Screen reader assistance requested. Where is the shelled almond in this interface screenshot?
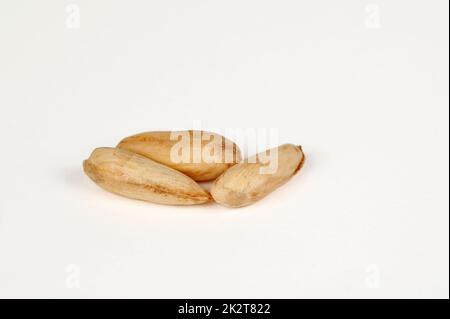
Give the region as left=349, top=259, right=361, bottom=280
left=210, top=144, right=305, bottom=207
left=83, top=147, right=212, bottom=205
left=117, top=130, right=241, bottom=182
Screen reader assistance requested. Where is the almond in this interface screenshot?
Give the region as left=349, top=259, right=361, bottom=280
left=117, top=130, right=241, bottom=182
left=211, top=144, right=305, bottom=207
left=83, top=147, right=212, bottom=205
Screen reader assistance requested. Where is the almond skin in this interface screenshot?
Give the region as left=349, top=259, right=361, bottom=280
left=211, top=144, right=305, bottom=208
left=117, top=131, right=241, bottom=182
left=83, top=147, right=212, bottom=205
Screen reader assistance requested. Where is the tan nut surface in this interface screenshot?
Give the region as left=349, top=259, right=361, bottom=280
left=83, top=147, right=212, bottom=205
left=211, top=144, right=305, bottom=208
left=117, top=130, right=241, bottom=182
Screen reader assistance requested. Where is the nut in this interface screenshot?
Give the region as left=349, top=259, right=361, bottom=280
left=211, top=144, right=305, bottom=207
left=117, top=130, right=241, bottom=182
left=83, top=147, right=212, bottom=205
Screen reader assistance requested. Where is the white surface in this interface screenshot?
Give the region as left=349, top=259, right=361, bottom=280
left=0, top=0, right=448, bottom=298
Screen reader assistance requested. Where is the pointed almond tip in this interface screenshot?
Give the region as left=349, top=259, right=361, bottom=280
left=116, top=139, right=126, bottom=147
left=82, top=159, right=89, bottom=172
left=294, top=152, right=305, bottom=175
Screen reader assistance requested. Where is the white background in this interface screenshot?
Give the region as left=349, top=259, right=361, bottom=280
left=0, top=0, right=448, bottom=298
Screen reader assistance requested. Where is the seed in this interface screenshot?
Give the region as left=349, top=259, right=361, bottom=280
left=83, top=147, right=212, bottom=205
left=211, top=144, right=305, bottom=208
left=117, top=131, right=241, bottom=182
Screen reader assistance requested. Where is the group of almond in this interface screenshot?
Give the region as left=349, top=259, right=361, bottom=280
left=83, top=131, right=305, bottom=208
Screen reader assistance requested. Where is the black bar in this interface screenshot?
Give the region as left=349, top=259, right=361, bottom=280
left=0, top=299, right=448, bottom=317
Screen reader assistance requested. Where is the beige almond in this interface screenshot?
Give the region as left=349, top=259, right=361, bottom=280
left=83, top=147, right=212, bottom=205
left=211, top=144, right=305, bottom=208
left=117, top=130, right=241, bottom=182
